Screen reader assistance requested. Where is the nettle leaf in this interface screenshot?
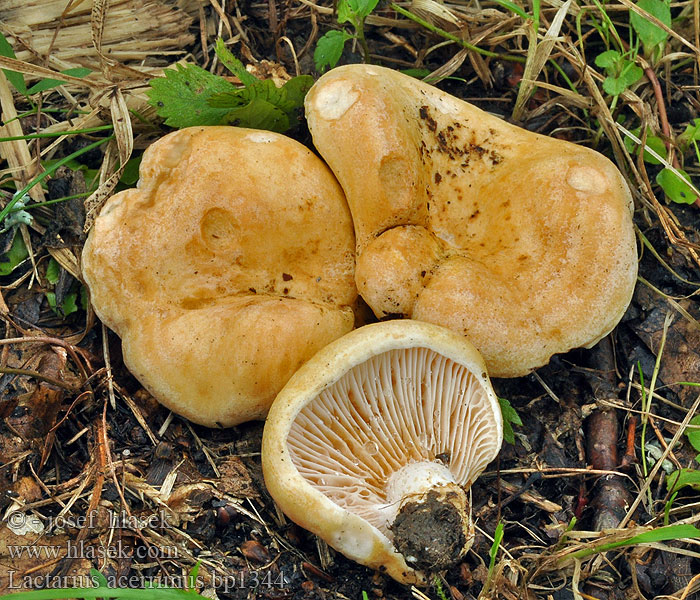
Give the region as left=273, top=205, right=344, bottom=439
left=223, top=98, right=289, bottom=132
left=630, top=0, right=671, bottom=51
left=595, top=49, right=621, bottom=69
left=656, top=168, right=697, bottom=204
left=213, top=38, right=258, bottom=87
left=206, top=90, right=249, bottom=109
left=147, top=63, right=237, bottom=128
left=623, top=127, right=666, bottom=164
left=281, top=75, right=314, bottom=111
left=314, top=30, right=353, bottom=72
left=210, top=75, right=313, bottom=129
left=0, top=231, right=28, bottom=276
left=0, top=32, right=27, bottom=95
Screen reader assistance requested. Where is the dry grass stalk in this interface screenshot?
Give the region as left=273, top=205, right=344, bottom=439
left=1, top=0, right=196, bottom=75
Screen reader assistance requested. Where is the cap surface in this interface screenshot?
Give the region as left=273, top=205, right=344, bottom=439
left=82, top=126, right=357, bottom=426
left=305, top=64, right=638, bottom=377
left=262, top=320, right=502, bottom=583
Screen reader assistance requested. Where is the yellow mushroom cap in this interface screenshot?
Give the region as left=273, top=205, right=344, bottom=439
left=262, top=320, right=502, bottom=584
left=82, top=126, right=357, bottom=427
left=305, top=64, right=638, bottom=377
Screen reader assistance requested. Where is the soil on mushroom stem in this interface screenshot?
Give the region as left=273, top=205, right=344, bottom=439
left=2, top=3, right=700, bottom=599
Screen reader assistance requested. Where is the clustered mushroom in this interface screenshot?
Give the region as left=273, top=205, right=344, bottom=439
left=82, top=65, right=638, bottom=583
left=82, top=126, right=357, bottom=427
left=305, top=64, right=638, bottom=377
left=262, top=320, right=502, bottom=584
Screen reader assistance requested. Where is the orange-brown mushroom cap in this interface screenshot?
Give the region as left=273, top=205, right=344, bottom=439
left=82, top=126, right=357, bottom=427
left=305, top=65, right=638, bottom=377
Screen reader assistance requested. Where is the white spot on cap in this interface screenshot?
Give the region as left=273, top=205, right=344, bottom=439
left=567, top=165, right=607, bottom=194
left=434, top=95, right=463, bottom=115
left=313, top=79, right=359, bottom=120
left=246, top=132, right=277, bottom=143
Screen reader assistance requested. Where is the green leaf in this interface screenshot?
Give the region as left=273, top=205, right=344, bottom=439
left=0, top=230, right=28, bottom=276
left=656, top=168, right=697, bottom=204
left=600, top=524, right=700, bottom=550
left=213, top=38, right=258, bottom=87
left=687, top=415, right=700, bottom=453
left=603, top=77, right=625, bottom=95
left=623, top=127, right=666, bottom=164
left=280, top=75, right=314, bottom=112
left=667, top=468, right=700, bottom=492
left=61, top=291, right=79, bottom=317
left=26, top=68, right=92, bottom=94
left=45, top=291, right=56, bottom=312
left=630, top=0, right=671, bottom=52
left=205, top=90, right=248, bottom=109
left=619, top=62, right=643, bottom=86
left=223, top=98, right=289, bottom=132
left=147, top=63, right=237, bottom=128
left=119, top=155, right=143, bottom=186
left=489, top=522, right=504, bottom=572
left=337, top=0, right=380, bottom=24
left=80, top=284, right=89, bottom=311
left=678, top=118, right=700, bottom=151
left=401, top=68, right=431, bottom=78
left=573, top=524, right=700, bottom=559
left=46, top=257, right=60, bottom=285
left=595, top=49, right=621, bottom=69
left=498, top=397, right=522, bottom=445
left=491, top=0, right=531, bottom=21
left=208, top=74, right=313, bottom=130
left=314, top=30, right=352, bottom=72
left=90, top=568, right=109, bottom=588
left=0, top=586, right=206, bottom=599
left=0, top=32, right=27, bottom=95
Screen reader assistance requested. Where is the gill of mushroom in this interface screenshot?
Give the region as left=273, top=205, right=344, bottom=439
left=262, top=320, right=503, bottom=584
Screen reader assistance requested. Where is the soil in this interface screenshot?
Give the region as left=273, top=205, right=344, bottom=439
left=391, top=489, right=468, bottom=572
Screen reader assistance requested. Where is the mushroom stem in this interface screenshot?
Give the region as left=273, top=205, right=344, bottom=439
left=385, top=461, right=473, bottom=571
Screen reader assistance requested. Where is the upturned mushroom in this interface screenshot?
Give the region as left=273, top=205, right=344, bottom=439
left=305, top=64, right=638, bottom=378
left=82, top=126, right=357, bottom=427
left=262, top=320, right=502, bottom=584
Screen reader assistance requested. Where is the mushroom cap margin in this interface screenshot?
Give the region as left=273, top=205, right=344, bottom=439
left=261, top=319, right=503, bottom=583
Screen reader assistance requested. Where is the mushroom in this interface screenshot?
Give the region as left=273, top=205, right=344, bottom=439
left=81, top=126, right=357, bottom=427
left=304, top=64, right=638, bottom=377
left=262, top=320, right=502, bottom=584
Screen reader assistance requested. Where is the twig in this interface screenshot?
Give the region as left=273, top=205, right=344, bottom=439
left=390, top=3, right=525, bottom=63
left=0, top=366, right=79, bottom=391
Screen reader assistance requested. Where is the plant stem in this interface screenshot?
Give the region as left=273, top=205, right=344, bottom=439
left=390, top=3, right=526, bottom=63
left=356, top=26, right=372, bottom=63
left=0, top=135, right=113, bottom=225
left=0, top=125, right=113, bottom=142
left=0, top=367, right=79, bottom=392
